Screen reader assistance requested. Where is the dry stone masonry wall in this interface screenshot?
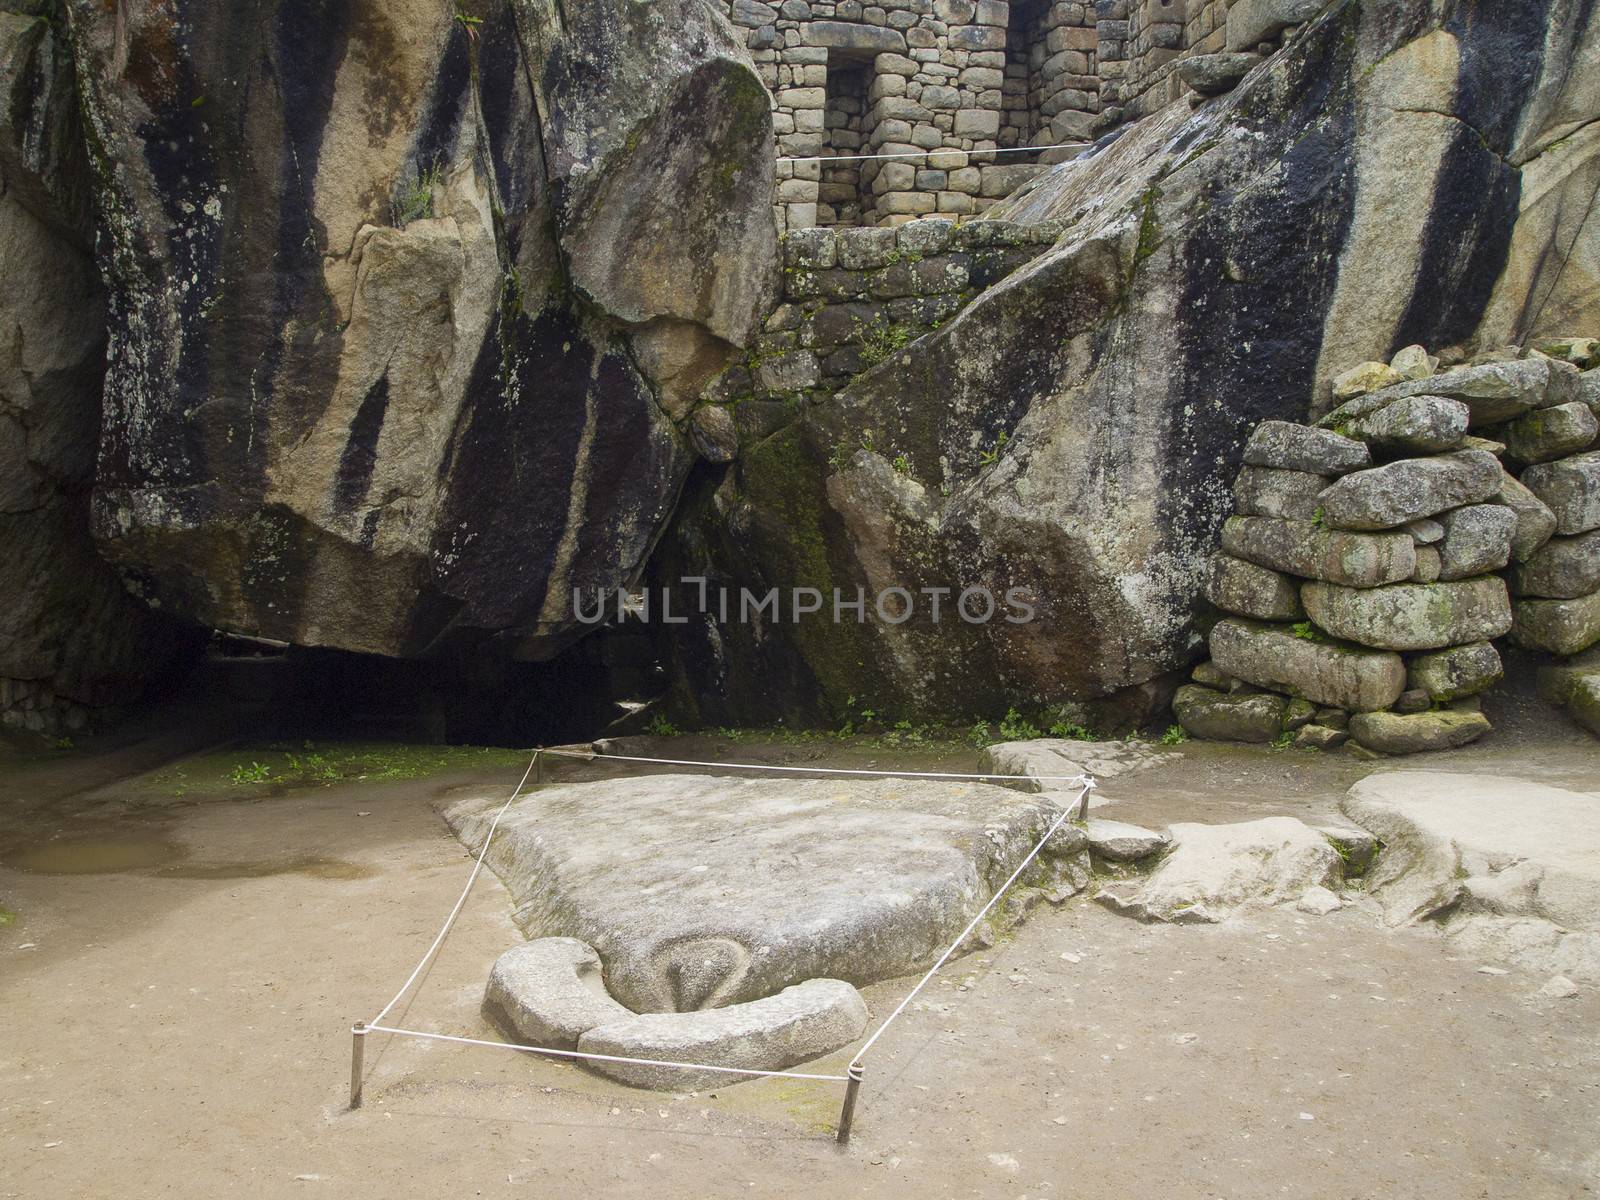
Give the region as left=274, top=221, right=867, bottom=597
left=726, top=0, right=1329, bottom=229
left=1179, top=337, right=1600, bottom=754
left=709, top=216, right=1061, bottom=411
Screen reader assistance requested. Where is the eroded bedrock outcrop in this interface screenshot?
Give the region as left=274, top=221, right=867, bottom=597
left=483, top=938, right=868, bottom=1089
left=653, top=0, right=1600, bottom=727
left=444, top=774, right=1091, bottom=1013
left=1096, top=817, right=1347, bottom=924
left=1345, top=771, right=1600, bottom=982
left=63, top=0, right=776, bottom=658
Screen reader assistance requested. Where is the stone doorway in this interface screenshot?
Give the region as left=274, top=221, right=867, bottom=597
left=819, top=53, right=872, bottom=227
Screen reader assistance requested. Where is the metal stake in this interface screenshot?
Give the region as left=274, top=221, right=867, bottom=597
left=350, top=1023, right=367, bottom=1109
left=836, top=1061, right=864, bottom=1144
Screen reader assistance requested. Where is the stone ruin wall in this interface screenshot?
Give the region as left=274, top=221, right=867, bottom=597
left=725, top=0, right=1299, bottom=230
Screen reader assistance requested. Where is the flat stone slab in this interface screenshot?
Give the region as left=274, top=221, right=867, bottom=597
left=1084, top=818, right=1169, bottom=862
left=1343, top=772, right=1600, bottom=981
left=577, top=978, right=869, bottom=1091
left=1095, top=817, right=1343, bottom=924
left=977, top=738, right=1174, bottom=792
left=445, top=774, right=1090, bottom=1013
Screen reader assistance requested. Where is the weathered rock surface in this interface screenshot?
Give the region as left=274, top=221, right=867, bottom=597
left=1537, top=649, right=1600, bottom=738
left=1347, top=707, right=1491, bottom=753
left=1209, top=618, right=1405, bottom=712
left=1233, top=466, right=1326, bottom=520
left=1435, top=504, right=1516, bottom=581
left=1511, top=592, right=1600, bottom=656
left=977, top=738, right=1173, bottom=792
left=483, top=938, right=634, bottom=1050
left=1521, top=452, right=1600, bottom=536
left=1504, top=402, right=1598, bottom=465
left=445, top=774, right=1091, bottom=1012
left=62, top=0, right=775, bottom=659
left=1301, top=577, right=1512, bottom=651
left=1225, top=0, right=1327, bottom=52
left=1496, top=471, right=1559, bottom=562
left=1205, top=552, right=1304, bottom=620
left=1316, top=451, right=1503, bottom=531
left=1098, top=817, right=1343, bottom=924
left=575, top=978, right=869, bottom=1090
left=1344, top=772, right=1600, bottom=981
left=1221, top=517, right=1415, bottom=587
left=1406, top=641, right=1502, bottom=702
left=1176, top=52, right=1262, bottom=97
left=1084, top=818, right=1170, bottom=863
left=1243, top=421, right=1370, bottom=475
left=653, top=2, right=1600, bottom=726
left=1337, top=395, right=1468, bottom=456
left=1321, top=360, right=1560, bottom=429
left=1513, top=530, right=1600, bottom=599
left=1172, top=684, right=1287, bottom=743
left=0, top=8, right=196, bottom=728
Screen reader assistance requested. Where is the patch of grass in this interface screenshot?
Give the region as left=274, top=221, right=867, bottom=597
left=1270, top=731, right=1295, bottom=750
left=1048, top=720, right=1095, bottom=741
left=1290, top=621, right=1319, bottom=641
left=645, top=713, right=679, bottom=737
left=143, top=741, right=531, bottom=799
left=1159, top=724, right=1188, bottom=746
left=977, top=430, right=1009, bottom=467
left=998, top=707, right=1042, bottom=741
left=0, top=904, right=15, bottom=926
left=395, top=160, right=441, bottom=225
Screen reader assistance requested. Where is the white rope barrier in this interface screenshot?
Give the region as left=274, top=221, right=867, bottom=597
left=540, top=744, right=1092, bottom=786
left=364, top=1024, right=849, bottom=1082
left=777, top=141, right=1088, bottom=165
left=367, top=752, right=540, bottom=1030
left=853, top=778, right=1092, bottom=1064
left=351, top=744, right=1098, bottom=1143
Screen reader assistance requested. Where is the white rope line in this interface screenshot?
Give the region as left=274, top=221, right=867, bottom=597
left=542, top=745, right=1091, bottom=786
left=777, top=141, right=1086, bottom=165
left=366, top=1025, right=849, bottom=1082
left=852, top=778, right=1093, bottom=1063
left=367, top=752, right=541, bottom=1029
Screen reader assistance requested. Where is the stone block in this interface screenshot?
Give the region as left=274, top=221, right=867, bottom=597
left=1232, top=465, right=1326, bottom=521
left=1242, top=420, right=1370, bottom=475
left=836, top=225, right=899, bottom=268
left=1336, top=394, right=1469, bottom=456
left=783, top=226, right=837, bottom=269
left=1220, top=516, right=1416, bottom=588
left=1521, top=451, right=1600, bottom=535
left=1172, top=684, right=1287, bottom=743
left=1513, top=529, right=1600, bottom=600
left=1512, top=591, right=1600, bottom=656
left=1435, top=503, right=1516, bottom=580
left=1348, top=708, right=1492, bottom=755
left=1317, top=450, right=1503, bottom=531
left=1205, top=552, right=1304, bottom=621
left=1301, top=577, right=1513, bottom=652
left=1406, top=641, right=1503, bottom=702
left=1505, top=402, right=1598, bottom=465
left=1496, top=470, right=1559, bottom=561
left=1210, top=618, right=1407, bottom=712
left=806, top=19, right=909, bottom=50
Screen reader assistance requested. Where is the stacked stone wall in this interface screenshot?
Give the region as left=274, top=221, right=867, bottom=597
left=732, top=0, right=1339, bottom=228
left=714, top=217, right=1059, bottom=404
left=1177, top=337, right=1600, bottom=753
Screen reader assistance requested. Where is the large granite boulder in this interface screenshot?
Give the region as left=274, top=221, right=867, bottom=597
left=0, top=7, right=195, bottom=730
left=61, top=0, right=776, bottom=659
left=653, top=0, right=1600, bottom=726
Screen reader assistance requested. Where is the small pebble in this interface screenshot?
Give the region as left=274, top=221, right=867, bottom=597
left=1477, top=966, right=1510, bottom=976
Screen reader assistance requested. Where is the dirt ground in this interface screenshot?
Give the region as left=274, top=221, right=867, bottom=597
left=2, top=706, right=1598, bottom=1199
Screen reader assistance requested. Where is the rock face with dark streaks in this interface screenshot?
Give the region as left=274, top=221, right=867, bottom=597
left=651, top=0, right=1600, bottom=728
left=0, top=5, right=195, bottom=732
left=64, top=0, right=776, bottom=660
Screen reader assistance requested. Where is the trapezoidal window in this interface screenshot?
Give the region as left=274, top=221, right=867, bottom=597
left=819, top=53, right=871, bottom=227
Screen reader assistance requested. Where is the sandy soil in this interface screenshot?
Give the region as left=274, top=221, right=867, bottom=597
left=2, top=711, right=1598, bottom=1199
